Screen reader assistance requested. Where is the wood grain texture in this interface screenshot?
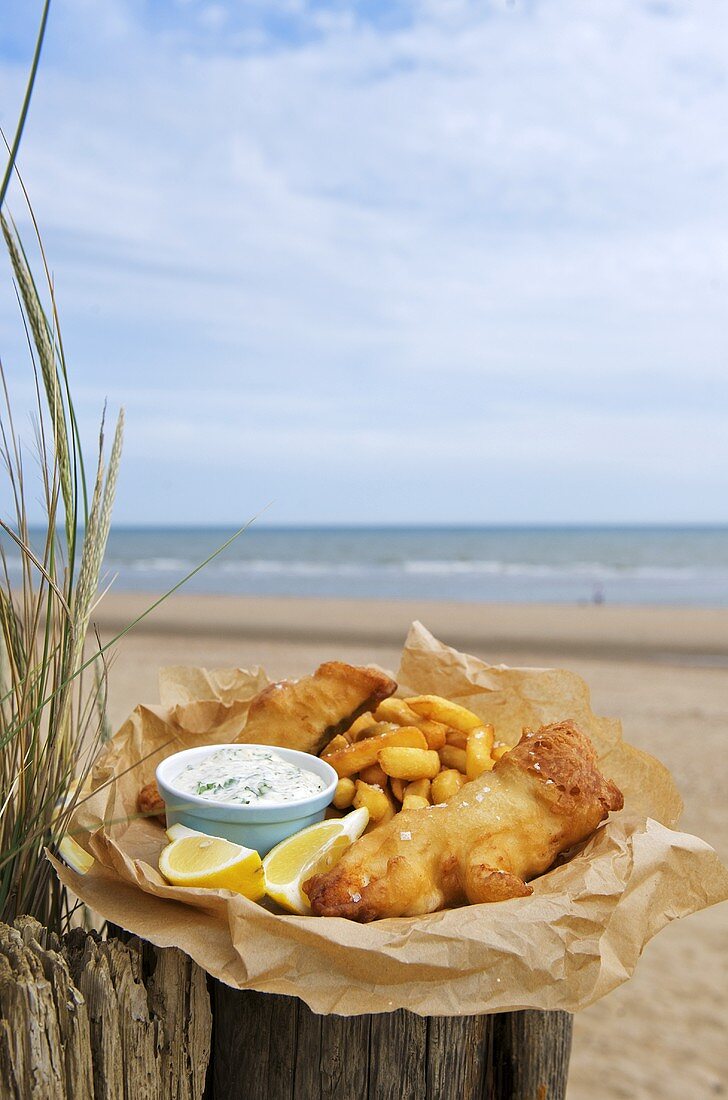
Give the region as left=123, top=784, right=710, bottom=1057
left=318, top=1012, right=370, bottom=1100
left=210, top=985, right=572, bottom=1100
left=367, top=1009, right=428, bottom=1100
left=426, top=1014, right=491, bottom=1098
left=0, top=919, right=211, bottom=1100
left=292, top=999, right=321, bottom=1099
left=144, top=940, right=212, bottom=1100
left=18, top=921, right=94, bottom=1100
left=0, top=918, right=93, bottom=1100
left=212, top=986, right=297, bottom=1100
left=486, top=1009, right=574, bottom=1100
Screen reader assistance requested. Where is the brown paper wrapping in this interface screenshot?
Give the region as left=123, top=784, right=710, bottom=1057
left=52, top=622, right=728, bottom=1016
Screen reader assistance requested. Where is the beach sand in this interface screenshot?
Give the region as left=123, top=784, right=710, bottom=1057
left=95, top=594, right=728, bottom=1100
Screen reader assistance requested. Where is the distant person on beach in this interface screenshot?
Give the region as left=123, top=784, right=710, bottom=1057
left=592, top=584, right=605, bottom=605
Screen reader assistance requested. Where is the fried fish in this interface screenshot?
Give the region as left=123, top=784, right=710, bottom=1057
left=137, top=662, right=397, bottom=822
left=233, top=661, right=397, bottom=755
left=137, top=780, right=167, bottom=825
left=304, top=720, right=623, bottom=921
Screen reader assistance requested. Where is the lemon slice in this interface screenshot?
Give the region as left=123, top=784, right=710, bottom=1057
left=263, top=806, right=369, bottom=915
left=158, top=834, right=265, bottom=900
left=58, top=835, right=95, bottom=875
left=165, top=823, right=201, bottom=841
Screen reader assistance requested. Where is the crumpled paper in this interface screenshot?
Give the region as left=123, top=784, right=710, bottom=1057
left=51, top=621, right=728, bottom=1017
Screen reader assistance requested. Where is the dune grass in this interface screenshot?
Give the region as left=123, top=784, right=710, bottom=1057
left=0, top=199, right=124, bottom=927
left=0, top=2, right=258, bottom=928
left=0, top=201, right=258, bottom=926
left=0, top=1, right=124, bottom=926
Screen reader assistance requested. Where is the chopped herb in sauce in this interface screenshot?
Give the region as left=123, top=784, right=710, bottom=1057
left=173, top=746, right=325, bottom=805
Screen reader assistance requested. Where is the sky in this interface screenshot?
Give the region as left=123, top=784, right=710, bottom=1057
left=0, top=0, right=727, bottom=526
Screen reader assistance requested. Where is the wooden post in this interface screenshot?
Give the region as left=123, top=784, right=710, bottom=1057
left=0, top=919, right=212, bottom=1100
left=211, top=983, right=573, bottom=1100
left=0, top=921, right=572, bottom=1099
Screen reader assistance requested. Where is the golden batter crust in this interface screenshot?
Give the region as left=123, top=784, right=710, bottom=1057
left=304, top=721, right=623, bottom=921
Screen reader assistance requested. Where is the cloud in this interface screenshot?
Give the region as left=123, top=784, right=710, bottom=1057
left=0, top=0, right=727, bottom=522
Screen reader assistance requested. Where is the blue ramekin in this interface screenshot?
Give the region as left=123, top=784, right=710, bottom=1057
left=156, top=744, right=337, bottom=855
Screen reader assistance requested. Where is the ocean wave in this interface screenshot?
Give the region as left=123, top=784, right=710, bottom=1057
left=102, top=557, right=371, bottom=577
left=3, top=549, right=725, bottom=583
left=128, top=557, right=193, bottom=572
left=401, top=559, right=711, bottom=580
left=218, top=559, right=368, bottom=577
left=103, top=556, right=725, bottom=582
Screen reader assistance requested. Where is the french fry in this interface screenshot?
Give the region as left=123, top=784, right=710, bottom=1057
left=390, top=777, right=406, bottom=802
left=445, top=728, right=468, bottom=749
left=492, top=743, right=510, bottom=761
left=466, top=725, right=496, bottom=780
left=438, top=744, right=467, bottom=773
left=332, top=777, right=356, bottom=809
left=359, top=762, right=388, bottom=787
left=431, top=768, right=466, bottom=803
left=376, top=699, right=450, bottom=752
left=373, top=698, right=420, bottom=725
left=354, top=780, right=395, bottom=827
left=374, top=699, right=448, bottom=749
left=405, top=695, right=483, bottom=734
left=321, top=733, right=349, bottom=757
left=326, top=726, right=427, bottom=778
left=402, top=794, right=429, bottom=811
left=347, top=711, right=378, bottom=740
left=405, top=778, right=431, bottom=801
left=417, top=719, right=448, bottom=751
left=353, top=720, right=399, bottom=743
left=476, top=723, right=495, bottom=753
left=378, top=747, right=440, bottom=781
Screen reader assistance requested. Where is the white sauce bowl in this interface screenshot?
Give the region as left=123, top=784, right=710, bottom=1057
left=156, top=744, right=337, bottom=855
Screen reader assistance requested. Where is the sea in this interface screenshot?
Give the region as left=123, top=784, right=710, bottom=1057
left=78, top=525, right=728, bottom=607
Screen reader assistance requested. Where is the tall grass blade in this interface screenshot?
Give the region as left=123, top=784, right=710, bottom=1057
left=0, top=0, right=50, bottom=211
left=1, top=214, right=74, bottom=538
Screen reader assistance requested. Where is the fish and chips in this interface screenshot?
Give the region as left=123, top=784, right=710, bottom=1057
left=306, top=720, right=623, bottom=921
left=140, top=659, right=624, bottom=919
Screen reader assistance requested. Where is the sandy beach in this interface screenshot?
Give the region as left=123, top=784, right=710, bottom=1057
left=95, top=594, right=728, bottom=1100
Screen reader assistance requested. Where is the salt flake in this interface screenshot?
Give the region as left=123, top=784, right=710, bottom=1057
left=400, top=831, right=412, bottom=841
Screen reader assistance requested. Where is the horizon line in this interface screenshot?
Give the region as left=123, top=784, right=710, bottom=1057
left=96, top=520, right=728, bottom=531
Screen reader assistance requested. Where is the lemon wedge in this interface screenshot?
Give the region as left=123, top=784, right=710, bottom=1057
left=158, top=833, right=265, bottom=900
left=57, top=835, right=95, bottom=875
left=263, top=806, right=369, bottom=915
left=165, top=823, right=201, bottom=841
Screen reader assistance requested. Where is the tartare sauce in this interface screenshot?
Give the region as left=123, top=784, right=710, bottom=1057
left=173, top=746, right=325, bottom=805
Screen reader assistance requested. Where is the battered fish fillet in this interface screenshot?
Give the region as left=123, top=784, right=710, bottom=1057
left=233, top=661, right=397, bottom=755
left=138, top=662, right=396, bottom=820
left=137, top=780, right=167, bottom=825
left=304, top=721, right=623, bottom=921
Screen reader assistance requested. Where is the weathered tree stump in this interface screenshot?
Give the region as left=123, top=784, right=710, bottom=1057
left=0, top=919, right=211, bottom=1100
left=211, top=983, right=573, bottom=1100
left=0, top=918, right=92, bottom=1100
